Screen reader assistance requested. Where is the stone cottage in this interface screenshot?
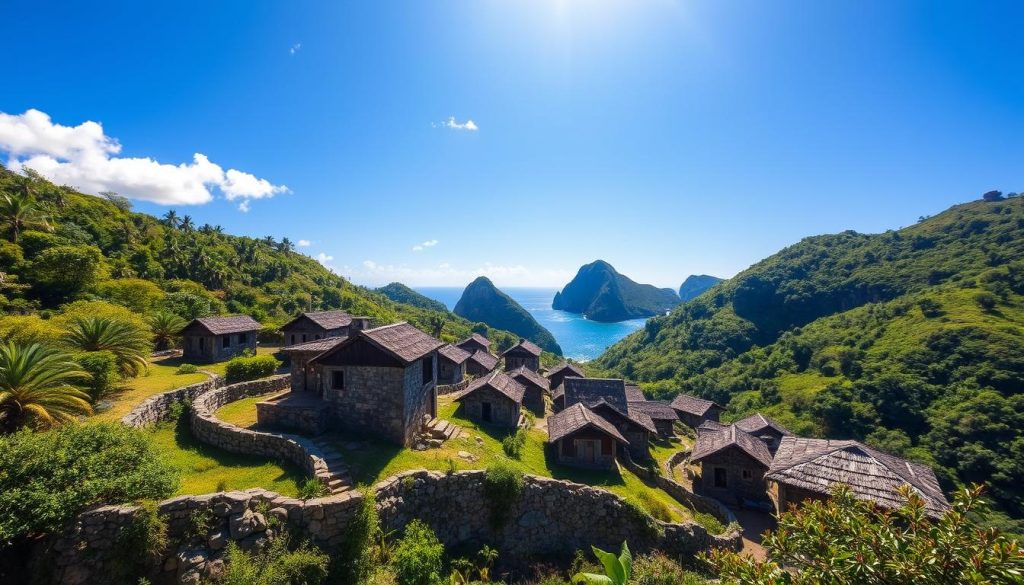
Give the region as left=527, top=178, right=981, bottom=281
left=452, top=370, right=525, bottom=428
left=502, top=338, right=542, bottom=372
left=628, top=400, right=678, bottom=438
left=508, top=365, right=548, bottom=416
left=437, top=344, right=471, bottom=385
left=547, top=402, right=629, bottom=470
left=766, top=436, right=949, bottom=517
left=456, top=332, right=491, bottom=355
left=670, top=394, right=725, bottom=428
left=690, top=423, right=773, bottom=507
left=734, top=413, right=792, bottom=455
left=280, top=310, right=370, bottom=346
left=562, top=377, right=656, bottom=462
left=300, top=322, right=444, bottom=446
left=465, top=349, right=499, bottom=377
left=180, top=315, right=261, bottom=362
left=546, top=362, right=585, bottom=391
left=279, top=337, right=346, bottom=393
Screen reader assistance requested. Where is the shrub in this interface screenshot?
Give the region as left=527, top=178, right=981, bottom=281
left=483, top=461, right=524, bottom=528
left=974, top=291, right=998, bottom=312
left=298, top=478, right=329, bottom=500
left=111, top=501, right=168, bottom=580
left=501, top=428, right=527, bottom=459
left=632, top=552, right=705, bottom=585
left=225, top=354, right=280, bottom=383
left=76, top=350, right=119, bottom=401
left=691, top=510, right=726, bottom=535
left=0, top=423, right=178, bottom=541
left=176, top=363, right=199, bottom=375
left=391, top=519, right=444, bottom=585
left=219, top=536, right=329, bottom=585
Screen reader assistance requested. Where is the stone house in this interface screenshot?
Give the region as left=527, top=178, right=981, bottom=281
left=690, top=423, right=773, bottom=506
left=547, top=402, right=628, bottom=470
left=280, top=310, right=370, bottom=346
left=437, top=344, right=471, bottom=385
left=456, top=333, right=491, bottom=355
left=465, top=349, right=499, bottom=377
left=552, top=383, right=566, bottom=412
left=502, top=339, right=542, bottom=372
left=546, top=362, right=585, bottom=391
left=302, top=322, right=444, bottom=446
left=508, top=365, right=548, bottom=416
left=628, top=400, right=678, bottom=438
left=180, top=315, right=261, bottom=362
left=452, top=370, right=524, bottom=428
left=670, top=394, right=725, bottom=428
left=279, top=337, right=346, bottom=393
left=766, top=437, right=948, bottom=517
left=562, top=377, right=655, bottom=461
left=734, top=413, right=792, bottom=455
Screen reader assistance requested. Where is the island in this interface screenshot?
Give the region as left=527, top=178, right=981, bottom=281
left=453, top=277, right=563, bottom=355
left=552, top=260, right=680, bottom=322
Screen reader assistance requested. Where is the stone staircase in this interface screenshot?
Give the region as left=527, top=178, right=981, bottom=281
left=310, top=438, right=354, bottom=495
left=417, top=416, right=465, bottom=449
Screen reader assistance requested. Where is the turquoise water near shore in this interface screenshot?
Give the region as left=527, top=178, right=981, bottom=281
left=415, top=287, right=646, bottom=362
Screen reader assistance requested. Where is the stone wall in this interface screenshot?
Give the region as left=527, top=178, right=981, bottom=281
left=120, top=375, right=223, bottom=428
left=51, top=470, right=739, bottom=585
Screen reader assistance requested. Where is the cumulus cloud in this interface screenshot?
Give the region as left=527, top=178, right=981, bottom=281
left=339, top=260, right=572, bottom=287
left=297, top=239, right=312, bottom=247
left=316, top=252, right=334, bottom=264
left=0, top=109, right=288, bottom=208
left=290, top=43, right=302, bottom=55
left=434, top=116, right=478, bottom=131
left=411, top=239, right=439, bottom=252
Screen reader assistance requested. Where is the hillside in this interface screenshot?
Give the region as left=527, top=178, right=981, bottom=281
left=594, top=194, right=1024, bottom=526
left=552, top=260, right=680, bottom=322
left=454, top=277, right=562, bottom=355
left=0, top=168, right=525, bottom=349
left=678, top=274, right=722, bottom=301
left=376, top=282, right=449, bottom=313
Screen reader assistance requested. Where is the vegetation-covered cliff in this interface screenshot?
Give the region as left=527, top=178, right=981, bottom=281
left=678, top=274, right=722, bottom=301
left=376, top=282, right=449, bottom=313
left=552, top=260, right=680, bottom=322
left=454, top=277, right=562, bottom=355
left=595, top=194, right=1024, bottom=530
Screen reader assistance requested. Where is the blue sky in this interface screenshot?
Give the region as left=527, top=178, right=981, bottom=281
left=3, top=1, right=1023, bottom=288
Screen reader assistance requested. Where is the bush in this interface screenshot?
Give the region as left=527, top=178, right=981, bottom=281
left=632, top=552, right=705, bottom=585
left=501, top=428, right=527, bottom=459
left=219, top=536, right=329, bottom=585
left=0, top=423, right=178, bottom=541
left=225, top=354, right=280, bottom=383
left=974, top=291, right=998, bottom=312
left=391, top=519, right=444, bottom=585
left=175, top=363, right=199, bottom=375
left=298, top=478, right=329, bottom=500
left=76, top=350, right=119, bottom=401
left=111, top=502, right=168, bottom=580
left=483, top=461, right=524, bottom=528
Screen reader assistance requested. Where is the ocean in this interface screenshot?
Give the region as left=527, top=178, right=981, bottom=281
left=415, top=287, right=647, bottom=362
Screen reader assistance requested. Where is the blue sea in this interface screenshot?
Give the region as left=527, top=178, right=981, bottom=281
left=415, top=287, right=646, bottom=362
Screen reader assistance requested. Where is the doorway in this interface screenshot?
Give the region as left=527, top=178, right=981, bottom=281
left=482, top=402, right=492, bottom=422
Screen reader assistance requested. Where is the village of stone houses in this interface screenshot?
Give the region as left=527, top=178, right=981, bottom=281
left=35, top=308, right=958, bottom=584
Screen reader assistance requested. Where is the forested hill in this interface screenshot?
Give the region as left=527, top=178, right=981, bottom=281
left=376, top=282, right=449, bottom=313
left=594, top=193, right=1024, bottom=530
left=454, top=277, right=563, bottom=355
left=0, top=167, right=525, bottom=350
left=553, top=260, right=680, bottom=322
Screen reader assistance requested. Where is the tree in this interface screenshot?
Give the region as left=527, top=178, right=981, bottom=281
left=278, top=237, right=294, bottom=254
left=708, top=484, right=1024, bottom=584
left=147, top=311, right=187, bottom=351
left=426, top=315, right=446, bottom=338
left=160, top=209, right=180, bottom=228
left=983, top=190, right=1006, bottom=202
left=391, top=519, right=444, bottom=585
left=62, top=317, right=150, bottom=377
left=0, top=342, right=91, bottom=433
left=573, top=541, right=632, bottom=585
left=26, top=244, right=105, bottom=303
left=0, top=188, right=51, bottom=242
left=179, top=215, right=194, bottom=232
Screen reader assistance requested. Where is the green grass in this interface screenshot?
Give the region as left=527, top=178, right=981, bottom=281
left=216, top=396, right=264, bottom=428
left=147, top=418, right=303, bottom=497
left=93, top=356, right=209, bottom=421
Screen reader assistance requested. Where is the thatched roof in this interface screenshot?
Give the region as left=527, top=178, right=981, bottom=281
left=546, top=362, right=585, bottom=380
left=690, top=424, right=773, bottom=468
left=280, top=337, right=345, bottom=354
left=467, top=350, right=499, bottom=371
left=281, top=310, right=353, bottom=332
left=547, top=403, right=628, bottom=444
left=628, top=400, right=678, bottom=421
left=767, top=437, right=949, bottom=517
left=182, top=315, right=262, bottom=336
left=453, top=370, right=525, bottom=404
left=361, top=322, right=444, bottom=364
left=437, top=344, right=471, bottom=365
left=670, top=394, right=722, bottom=417
left=508, top=366, right=549, bottom=391
left=734, top=413, right=792, bottom=437
left=503, top=339, right=542, bottom=357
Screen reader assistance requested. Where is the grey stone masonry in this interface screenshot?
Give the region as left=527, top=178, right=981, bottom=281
left=120, top=374, right=223, bottom=427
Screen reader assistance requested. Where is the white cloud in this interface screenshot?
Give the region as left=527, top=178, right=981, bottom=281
left=411, top=239, right=439, bottom=252
left=237, top=200, right=251, bottom=213
left=316, top=252, right=334, bottom=264
left=297, top=239, right=312, bottom=247
left=340, top=260, right=573, bottom=287
left=434, top=116, right=478, bottom=131
left=0, top=108, right=288, bottom=208
left=290, top=43, right=302, bottom=55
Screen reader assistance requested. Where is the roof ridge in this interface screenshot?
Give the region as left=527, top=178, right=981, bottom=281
left=362, top=321, right=407, bottom=334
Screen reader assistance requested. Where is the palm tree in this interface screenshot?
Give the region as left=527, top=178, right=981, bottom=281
left=146, top=311, right=187, bottom=351
left=0, top=189, right=51, bottom=242
left=179, top=215, right=194, bottom=232
left=62, top=317, right=151, bottom=377
left=278, top=237, right=294, bottom=254
left=0, top=342, right=92, bottom=433
left=161, top=210, right=180, bottom=229
left=426, top=315, right=446, bottom=338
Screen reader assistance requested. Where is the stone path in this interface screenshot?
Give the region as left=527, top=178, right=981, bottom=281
left=420, top=418, right=467, bottom=447
left=310, top=438, right=354, bottom=495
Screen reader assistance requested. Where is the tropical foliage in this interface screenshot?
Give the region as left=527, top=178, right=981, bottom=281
left=62, top=316, right=150, bottom=376
left=572, top=542, right=632, bottom=585
left=0, top=342, right=91, bottom=432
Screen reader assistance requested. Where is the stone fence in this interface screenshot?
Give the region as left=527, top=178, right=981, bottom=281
left=120, top=375, right=224, bottom=427
left=51, top=469, right=739, bottom=585
left=437, top=378, right=471, bottom=395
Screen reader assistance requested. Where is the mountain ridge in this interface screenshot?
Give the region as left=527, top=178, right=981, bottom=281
left=454, top=276, right=562, bottom=355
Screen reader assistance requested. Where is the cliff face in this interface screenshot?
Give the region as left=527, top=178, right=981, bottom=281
left=678, top=274, right=723, bottom=301
left=454, top=277, right=562, bottom=355
left=553, top=260, right=680, bottom=322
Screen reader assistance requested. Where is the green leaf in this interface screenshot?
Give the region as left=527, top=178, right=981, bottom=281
left=571, top=573, right=615, bottom=585
left=592, top=545, right=626, bottom=585
left=618, top=541, right=633, bottom=581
